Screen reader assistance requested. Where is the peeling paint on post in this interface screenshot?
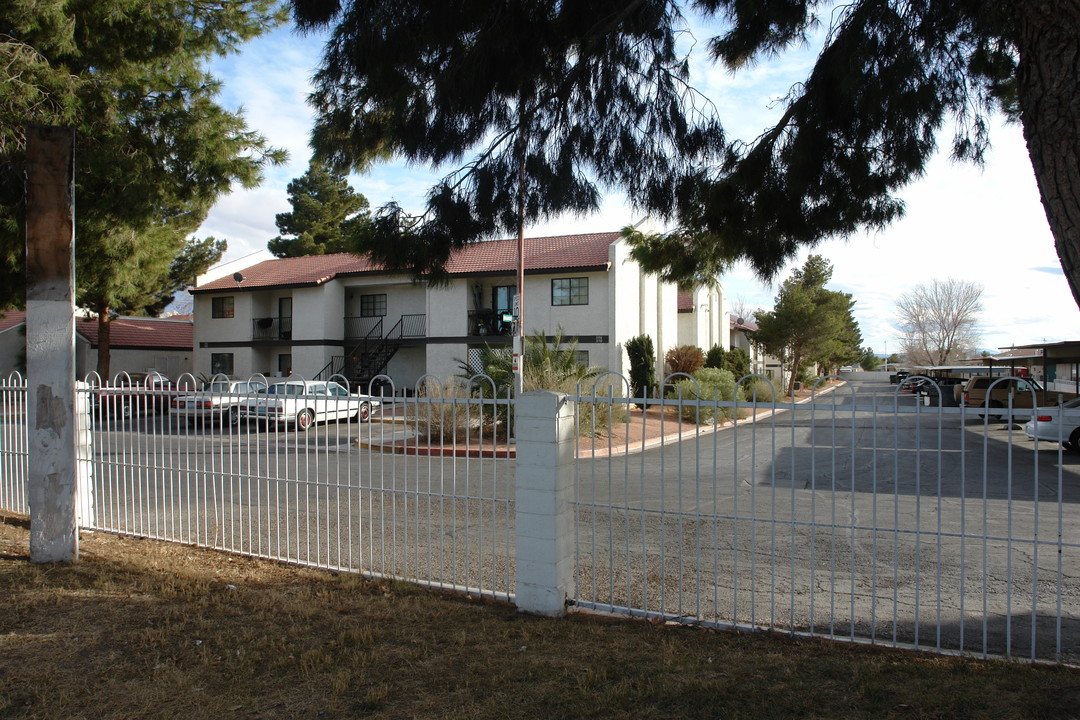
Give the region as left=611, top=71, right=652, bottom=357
left=26, top=126, right=78, bottom=563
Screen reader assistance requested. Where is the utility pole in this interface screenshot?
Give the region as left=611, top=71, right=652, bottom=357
left=25, top=125, right=78, bottom=562
left=513, top=119, right=527, bottom=399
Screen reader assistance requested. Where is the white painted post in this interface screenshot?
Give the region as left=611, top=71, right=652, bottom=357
left=515, top=390, right=576, bottom=616
left=25, top=126, right=78, bottom=562
left=75, top=381, right=94, bottom=527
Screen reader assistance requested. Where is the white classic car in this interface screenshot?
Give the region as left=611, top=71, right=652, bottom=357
left=171, top=380, right=268, bottom=426
left=241, top=380, right=378, bottom=430
left=1023, top=397, right=1080, bottom=451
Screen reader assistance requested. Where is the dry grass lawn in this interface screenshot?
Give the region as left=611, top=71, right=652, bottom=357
left=2, top=513, right=1078, bottom=719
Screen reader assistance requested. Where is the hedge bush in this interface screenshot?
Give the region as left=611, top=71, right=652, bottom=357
left=668, top=367, right=743, bottom=424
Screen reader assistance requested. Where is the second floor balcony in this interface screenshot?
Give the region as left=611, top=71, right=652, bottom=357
left=344, top=314, right=428, bottom=344
left=252, top=316, right=292, bottom=341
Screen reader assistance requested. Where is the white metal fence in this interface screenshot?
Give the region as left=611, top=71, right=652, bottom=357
left=2, top=371, right=1079, bottom=663
left=2, top=372, right=516, bottom=600
left=571, top=373, right=1080, bottom=663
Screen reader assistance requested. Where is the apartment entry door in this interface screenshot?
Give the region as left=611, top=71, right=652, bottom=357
left=493, top=285, right=517, bottom=335
left=278, top=297, right=292, bottom=339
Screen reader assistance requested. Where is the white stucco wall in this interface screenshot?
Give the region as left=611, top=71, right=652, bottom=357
left=676, top=286, right=730, bottom=353
left=522, top=270, right=609, bottom=338
left=608, top=239, right=643, bottom=377
left=385, top=346, right=428, bottom=392
left=86, top=348, right=192, bottom=381
left=425, top=342, right=467, bottom=385
left=293, top=284, right=341, bottom=341
left=427, top=282, right=469, bottom=340
left=194, top=292, right=253, bottom=348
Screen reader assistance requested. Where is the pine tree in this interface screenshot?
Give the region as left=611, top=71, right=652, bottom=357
left=291, top=0, right=725, bottom=280
left=268, top=160, right=372, bottom=258
left=0, top=0, right=287, bottom=378
left=752, top=256, right=862, bottom=395
left=293, top=0, right=1080, bottom=309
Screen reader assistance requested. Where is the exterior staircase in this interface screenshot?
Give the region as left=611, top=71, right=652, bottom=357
left=314, top=314, right=426, bottom=392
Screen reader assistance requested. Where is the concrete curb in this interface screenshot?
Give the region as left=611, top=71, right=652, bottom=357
left=581, top=381, right=844, bottom=458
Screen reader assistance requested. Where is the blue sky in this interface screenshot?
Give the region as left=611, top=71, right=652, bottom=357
left=195, top=20, right=1080, bottom=356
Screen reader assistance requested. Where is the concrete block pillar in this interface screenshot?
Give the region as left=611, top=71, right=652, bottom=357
left=514, top=390, right=576, bottom=616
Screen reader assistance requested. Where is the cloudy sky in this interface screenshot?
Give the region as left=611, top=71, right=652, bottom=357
left=194, top=19, right=1080, bottom=356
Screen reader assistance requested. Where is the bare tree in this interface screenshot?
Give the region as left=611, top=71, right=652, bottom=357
left=729, top=296, right=756, bottom=325
left=895, top=279, right=983, bottom=365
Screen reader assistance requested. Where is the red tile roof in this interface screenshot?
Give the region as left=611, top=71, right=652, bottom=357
left=193, top=231, right=619, bottom=293
left=0, top=310, right=27, bottom=334
left=730, top=313, right=757, bottom=332
left=77, top=316, right=193, bottom=350
left=0, top=311, right=191, bottom=350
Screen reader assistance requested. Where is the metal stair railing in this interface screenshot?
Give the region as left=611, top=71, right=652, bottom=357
left=314, top=319, right=382, bottom=382
left=313, top=355, right=345, bottom=381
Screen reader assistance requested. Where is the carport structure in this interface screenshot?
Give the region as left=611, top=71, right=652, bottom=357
left=1001, top=341, right=1080, bottom=397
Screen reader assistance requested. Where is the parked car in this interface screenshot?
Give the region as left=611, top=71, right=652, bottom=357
left=957, top=376, right=1075, bottom=421
left=900, top=376, right=934, bottom=396
left=171, top=380, right=268, bottom=426
left=1023, top=397, right=1080, bottom=452
left=241, top=380, right=378, bottom=430
left=91, top=371, right=174, bottom=419
left=889, top=370, right=911, bottom=384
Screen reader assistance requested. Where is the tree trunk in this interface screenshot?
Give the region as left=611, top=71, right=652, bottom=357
left=788, top=349, right=801, bottom=397
left=96, top=309, right=112, bottom=380
left=1016, top=3, right=1080, bottom=308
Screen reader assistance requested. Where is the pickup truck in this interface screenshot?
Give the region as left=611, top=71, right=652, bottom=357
left=956, top=376, right=1077, bottom=420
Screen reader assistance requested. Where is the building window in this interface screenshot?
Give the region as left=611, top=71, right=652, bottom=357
left=211, top=296, right=235, bottom=318
left=575, top=350, right=589, bottom=367
left=360, top=293, right=387, bottom=317
left=552, top=277, right=588, bottom=306
left=210, top=353, right=234, bottom=377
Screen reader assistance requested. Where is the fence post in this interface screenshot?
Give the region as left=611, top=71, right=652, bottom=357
left=514, top=390, right=576, bottom=616
left=75, top=381, right=94, bottom=527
